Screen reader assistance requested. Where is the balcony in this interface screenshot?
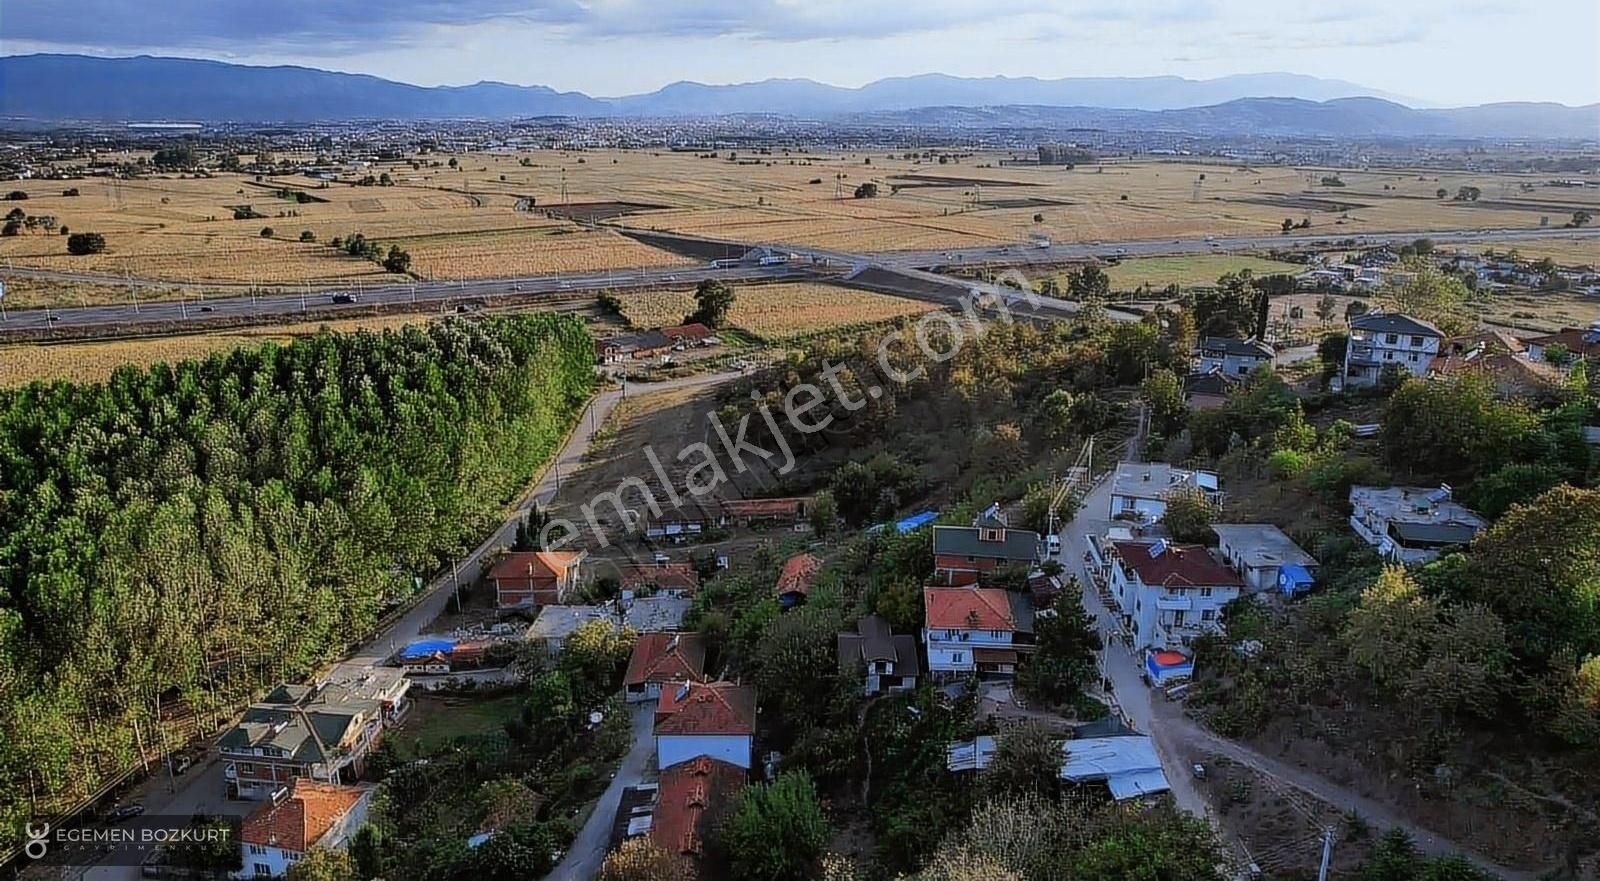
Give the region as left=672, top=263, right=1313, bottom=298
left=1156, top=595, right=1193, bottom=612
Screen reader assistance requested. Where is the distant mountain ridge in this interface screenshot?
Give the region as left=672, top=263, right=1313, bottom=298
left=1, top=54, right=1595, bottom=139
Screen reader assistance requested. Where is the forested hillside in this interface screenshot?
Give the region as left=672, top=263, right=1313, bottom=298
left=0, top=315, right=594, bottom=848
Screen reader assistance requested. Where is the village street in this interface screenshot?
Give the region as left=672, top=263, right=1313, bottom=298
left=1055, top=465, right=1535, bottom=881
left=71, top=371, right=742, bottom=880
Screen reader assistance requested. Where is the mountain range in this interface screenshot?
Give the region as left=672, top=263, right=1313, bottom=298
left=1, top=54, right=1596, bottom=139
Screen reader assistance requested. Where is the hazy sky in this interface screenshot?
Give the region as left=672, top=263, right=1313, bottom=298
left=5, top=0, right=1598, bottom=106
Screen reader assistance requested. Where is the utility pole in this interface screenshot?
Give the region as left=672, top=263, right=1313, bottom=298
left=451, top=557, right=462, bottom=613
left=1316, top=827, right=1334, bottom=881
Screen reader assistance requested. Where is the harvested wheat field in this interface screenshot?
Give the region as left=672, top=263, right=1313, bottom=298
left=618, top=282, right=938, bottom=339
left=5, top=151, right=1593, bottom=294
left=0, top=314, right=441, bottom=386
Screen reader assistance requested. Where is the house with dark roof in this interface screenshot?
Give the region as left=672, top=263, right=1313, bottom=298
left=218, top=683, right=387, bottom=800
left=1341, top=311, right=1443, bottom=388
left=235, top=780, right=374, bottom=878
left=1195, top=336, right=1274, bottom=377
left=624, top=632, right=706, bottom=703
left=775, top=552, right=823, bottom=608
left=646, top=757, right=745, bottom=863
left=654, top=681, right=757, bottom=770
left=1183, top=369, right=1241, bottom=410
left=1348, top=485, right=1485, bottom=564
left=837, top=615, right=921, bottom=695
left=488, top=550, right=586, bottom=609
left=1108, top=540, right=1244, bottom=651
left=932, top=506, right=1043, bottom=584
left=922, top=586, right=1035, bottom=679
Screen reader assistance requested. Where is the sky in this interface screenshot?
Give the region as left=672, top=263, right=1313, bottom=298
left=4, top=0, right=1598, bottom=106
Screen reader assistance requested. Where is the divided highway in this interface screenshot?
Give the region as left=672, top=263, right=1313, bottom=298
left=2, top=225, right=1596, bottom=336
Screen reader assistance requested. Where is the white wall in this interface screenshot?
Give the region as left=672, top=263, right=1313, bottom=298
left=237, top=845, right=301, bottom=878
left=657, top=734, right=752, bottom=770
left=924, top=628, right=1012, bottom=674
left=1109, top=494, right=1167, bottom=523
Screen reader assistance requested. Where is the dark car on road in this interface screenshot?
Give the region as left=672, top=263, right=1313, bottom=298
left=107, top=803, right=145, bottom=822
left=332, top=293, right=359, bottom=304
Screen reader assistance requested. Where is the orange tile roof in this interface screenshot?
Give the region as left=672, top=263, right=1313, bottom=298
left=240, top=780, right=368, bottom=852
left=775, top=553, right=823, bottom=597
left=649, top=756, right=745, bottom=856
left=923, top=586, right=1016, bottom=631
left=662, top=323, right=712, bottom=341
left=1111, top=541, right=1243, bottom=588
left=488, top=550, right=583, bottom=582
left=625, top=632, right=707, bottom=687
left=654, top=681, right=756, bottom=736
left=1526, top=327, right=1600, bottom=358
left=721, top=497, right=810, bottom=517
left=619, top=563, right=701, bottom=593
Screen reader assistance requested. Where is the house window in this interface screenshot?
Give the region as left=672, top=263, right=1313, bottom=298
left=240, top=763, right=255, bottom=774
left=253, top=864, right=272, bottom=878
left=951, top=652, right=963, bottom=663
left=249, top=845, right=267, bottom=856
left=1236, top=365, right=1249, bottom=375
left=1384, top=351, right=1394, bottom=360
left=1200, top=587, right=1212, bottom=597
left=1408, top=352, right=1418, bottom=362
left=1202, top=610, right=1216, bottom=621
left=1411, top=335, right=1424, bottom=347
left=991, top=630, right=1005, bottom=639
left=1173, top=610, right=1186, bottom=626
left=1385, top=333, right=1398, bottom=344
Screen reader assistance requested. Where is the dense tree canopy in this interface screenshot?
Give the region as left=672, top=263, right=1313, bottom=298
left=0, top=315, right=594, bottom=848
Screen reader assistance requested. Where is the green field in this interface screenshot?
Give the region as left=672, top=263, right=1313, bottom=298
left=1100, top=254, right=1304, bottom=290
left=393, top=692, right=522, bottom=757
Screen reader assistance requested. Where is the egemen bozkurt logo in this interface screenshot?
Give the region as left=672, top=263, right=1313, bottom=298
left=25, top=821, right=51, bottom=859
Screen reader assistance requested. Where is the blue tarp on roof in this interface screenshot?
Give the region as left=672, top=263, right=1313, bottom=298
left=868, top=509, right=939, bottom=535
left=1277, top=563, right=1315, bottom=595
left=399, top=637, right=456, bottom=660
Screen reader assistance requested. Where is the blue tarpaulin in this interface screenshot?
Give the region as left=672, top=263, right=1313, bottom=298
left=870, top=510, right=939, bottom=534
left=399, top=637, right=456, bottom=660
left=1277, top=563, right=1315, bottom=595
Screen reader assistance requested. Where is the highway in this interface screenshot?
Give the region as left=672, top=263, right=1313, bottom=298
left=1, top=225, right=1596, bottom=336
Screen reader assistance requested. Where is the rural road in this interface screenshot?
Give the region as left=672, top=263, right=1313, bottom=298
left=1058, top=457, right=1536, bottom=881
left=546, top=704, right=657, bottom=881
left=3, top=225, right=1595, bottom=335
left=65, top=369, right=742, bottom=878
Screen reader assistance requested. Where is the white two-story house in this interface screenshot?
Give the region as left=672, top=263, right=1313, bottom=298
left=234, top=780, right=374, bottom=878
left=1195, top=337, right=1275, bottom=377
left=922, top=586, right=1035, bottom=679
left=837, top=615, right=921, bottom=695
left=1108, top=539, right=1244, bottom=651
left=1341, top=312, right=1442, bottom=388
left=653, top=681, right=756, bottom=771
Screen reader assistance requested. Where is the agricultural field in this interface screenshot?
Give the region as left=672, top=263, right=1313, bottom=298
left=1475, top=288, right=1600, bottom=334
left=5, top=151, right=1593, bottom=296
left=0, top=313, right=438, bottom=386
left=1473, top=237, right=1600, bottom=266
left=615, top=281, right=938, bottom=339
left=0, top=170, right=691, bottom=288
left=1098, top=254, right=1304, bottom=290
left=0, top=274, right=187, bottom=310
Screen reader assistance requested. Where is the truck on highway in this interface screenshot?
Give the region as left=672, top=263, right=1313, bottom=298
left=758, top=254, right=790, bottom=266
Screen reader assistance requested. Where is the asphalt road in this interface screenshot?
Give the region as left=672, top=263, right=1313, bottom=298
left=546, top=704, right=656, bottom=881
left=3, top=225, right=1595, bottom=335
left=63, top=370, right=742, bottom=879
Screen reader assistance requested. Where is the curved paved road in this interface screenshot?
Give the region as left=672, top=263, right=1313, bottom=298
left=4, top=226, right=1595, bottom=335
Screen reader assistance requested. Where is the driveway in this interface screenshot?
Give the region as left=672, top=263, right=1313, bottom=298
left=546, top=703, right=656, bottom=881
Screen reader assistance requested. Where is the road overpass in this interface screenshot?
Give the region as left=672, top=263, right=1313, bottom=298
left=2, top=225, right=1595, bottom=337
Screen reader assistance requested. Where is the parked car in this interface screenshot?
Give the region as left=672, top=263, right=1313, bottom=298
left=107, top=804, right=146, bottom=822
left=332, top=293, right=358, bottom=304
left=169, top=754, right=193, bottom=775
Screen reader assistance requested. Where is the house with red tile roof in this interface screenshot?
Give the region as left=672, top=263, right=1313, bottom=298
left=1108, top=539, right=1244, bottom=651
left=236, top=780, right=374, bottom=878
left=775, top=552, right=823, bottom=608
left=661, top=323, right=714, bottom=344
left=488, top=550, right=586, bottom=609
left=648, top=756, right=746, bottom=860
left=617, top=562, right=701, bottom=597
left=654, top=681, right=757, bottom=770
left=922, top=586, right=1035, bottom=679
left=624, top=633, right=707, bottom=703
left=1525, top=323, right=1600, bottom=364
